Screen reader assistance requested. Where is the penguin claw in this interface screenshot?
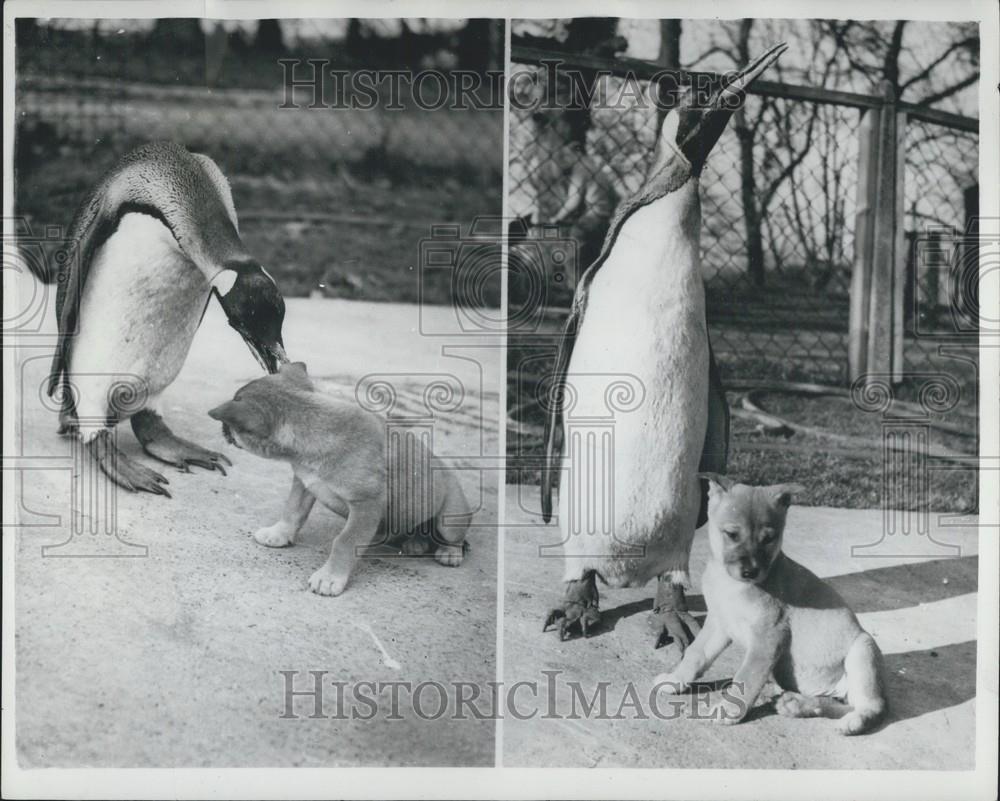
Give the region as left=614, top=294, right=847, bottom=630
left=89, top=438, right=172, bottom=498
left=146, top=482, right=172, bottom=499
left=184, top=457, right=226, bottom=475
left=542, top=604, right=600, bottom=640
left=650, top=609, right=701, bottom=651
left=130, top=412, right=232, bottom=478
left=543, top=571, right=601, bottom=641
left=141, top=438, right=230, bottom=476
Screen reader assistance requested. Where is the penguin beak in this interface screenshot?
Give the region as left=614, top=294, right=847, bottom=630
left=269, top=341, right=290, bottom=371
left=677, top=42, right=788, bottom=172
left=242, top=335, right=288, bottom=374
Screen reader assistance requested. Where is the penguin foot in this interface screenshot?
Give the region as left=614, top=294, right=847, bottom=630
left=131, top=411, right=231, bottom=475
left=649, top=608, right=701, bottom=651
left=543, top=570, right=600, bottom=641
left=650, top=577, right=701, bottom=651
left=87, top=431, right=171, bottom=497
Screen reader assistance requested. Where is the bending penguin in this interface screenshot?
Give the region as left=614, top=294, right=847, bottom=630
left=48, top=141, right=288, bottom=496
left=541, top=44, right=787, bottom=646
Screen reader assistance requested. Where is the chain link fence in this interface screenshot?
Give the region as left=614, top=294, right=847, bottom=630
left=14, top=18, right=504, bottom=305
left=508, top=57, right=979, bottom=386
left=506, top=51, right=979, bottom=507
left=904, top=117, right=980, bottom=359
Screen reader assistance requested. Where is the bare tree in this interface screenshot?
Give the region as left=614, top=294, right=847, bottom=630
left=824, top=20, right=979, bottom=110
left=657, top=20, right=682, bottom=68
left=718, top=20, right=837, bottom=287
left=253, top=20, right=286, bottom=54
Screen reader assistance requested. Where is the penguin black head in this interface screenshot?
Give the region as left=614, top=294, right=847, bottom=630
left=211, top=261, right=287, bottom=373
left=655, top=42, right=788, bottom=176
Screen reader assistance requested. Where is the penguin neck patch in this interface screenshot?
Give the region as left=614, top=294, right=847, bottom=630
left=210, top=269, right=238, bottom=297
left=657, top=111, right=693, bottom=173
left=662, top=136, right=692, bottom=173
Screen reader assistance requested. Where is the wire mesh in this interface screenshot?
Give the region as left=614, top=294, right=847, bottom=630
left=903, top=116, right=980, bottom=366
left=14, top=18, right=504, bottom=304
left=506, top=55, right=978, bottom=489
left=509, top=62, right=874, bottom=384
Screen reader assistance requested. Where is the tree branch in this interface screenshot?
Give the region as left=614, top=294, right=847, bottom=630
left=900, top=36, right=978, bottom=92
left=883, top=20, right=907, bottom=89
left=917, top=71, right=980, bottom=106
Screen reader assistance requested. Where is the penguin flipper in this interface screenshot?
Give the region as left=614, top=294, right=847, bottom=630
left=540, top=301, right=583, bottom=523
left=47, top=191, right=116, bottom=399
left=696, top=342, right=730, bottom=528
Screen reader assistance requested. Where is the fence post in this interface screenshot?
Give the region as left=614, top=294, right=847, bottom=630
left=892, top=110, right=908, bottom=383
left=957, top=181, right=980, bottom=327
left=865, top=81, right=902, bottom=386
left=848, top=107, right=878, bottom=381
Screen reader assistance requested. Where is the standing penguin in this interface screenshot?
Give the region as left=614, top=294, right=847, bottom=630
left=48, top=141, right=287, bottom=496
left=541, top=44, right=787, bottom=646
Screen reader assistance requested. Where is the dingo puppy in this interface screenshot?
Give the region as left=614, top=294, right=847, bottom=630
left=208, top=362, right=472, bottom=596
left=656, top=474, right=886, bottom=735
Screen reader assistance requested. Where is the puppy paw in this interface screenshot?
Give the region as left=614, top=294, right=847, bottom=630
left=434, top=543, right=465, bottom=567
left=308, top=567, right=348, bottom=596
left=775, top=692, right=822, bottom=718
left=401, top=534, right=432, bottom=557
left=835, top=712, right=868, bottom=736
left=653, top=672, right=689, bottom=695
left=254, top=523, right=293, bottom=548
left=696, top=694, right=744, bottom=726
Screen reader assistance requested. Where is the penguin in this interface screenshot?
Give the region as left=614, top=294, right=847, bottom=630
left=540, top=44, right=787, bottom=646
left=47, top=141, right=288, bottom=496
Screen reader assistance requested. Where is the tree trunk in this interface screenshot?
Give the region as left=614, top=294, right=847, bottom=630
left=734, top=19, right=765, bottom=287
left=883, top=21, right=906, bottom=95
left=253, top=19, right=286, bottom=54
left=656, top=20, right=683, bottom=124
left=149, top=19, right=205, bottom=57
left=657, top=20, right=682, bottom=67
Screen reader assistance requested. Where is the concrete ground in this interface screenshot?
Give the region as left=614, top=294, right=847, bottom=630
left=11, top=291, right=501, bottom=767
left=503, top=487, right=979, bottom=769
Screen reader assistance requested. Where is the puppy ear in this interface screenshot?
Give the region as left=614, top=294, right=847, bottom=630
left=280, top=361, right=308, bottom=376
left=207, top=399, right=270, bottom=437
left=697, top=472, right=734, bottom=496
left=769, top=483, right=806, bottom=509
left=278, top=361, right=313, bottom=390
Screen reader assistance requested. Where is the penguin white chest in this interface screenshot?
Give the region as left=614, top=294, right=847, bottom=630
left=560, top=185, right=710, bottom=581
left=568, top=186, right=709, bottom=433
left=67, top=213, right=211, bottom=420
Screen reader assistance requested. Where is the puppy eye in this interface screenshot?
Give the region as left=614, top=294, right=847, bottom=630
left=723, top=528, right=741, bottom=541
left=760, top=529, right=776, bottom=544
